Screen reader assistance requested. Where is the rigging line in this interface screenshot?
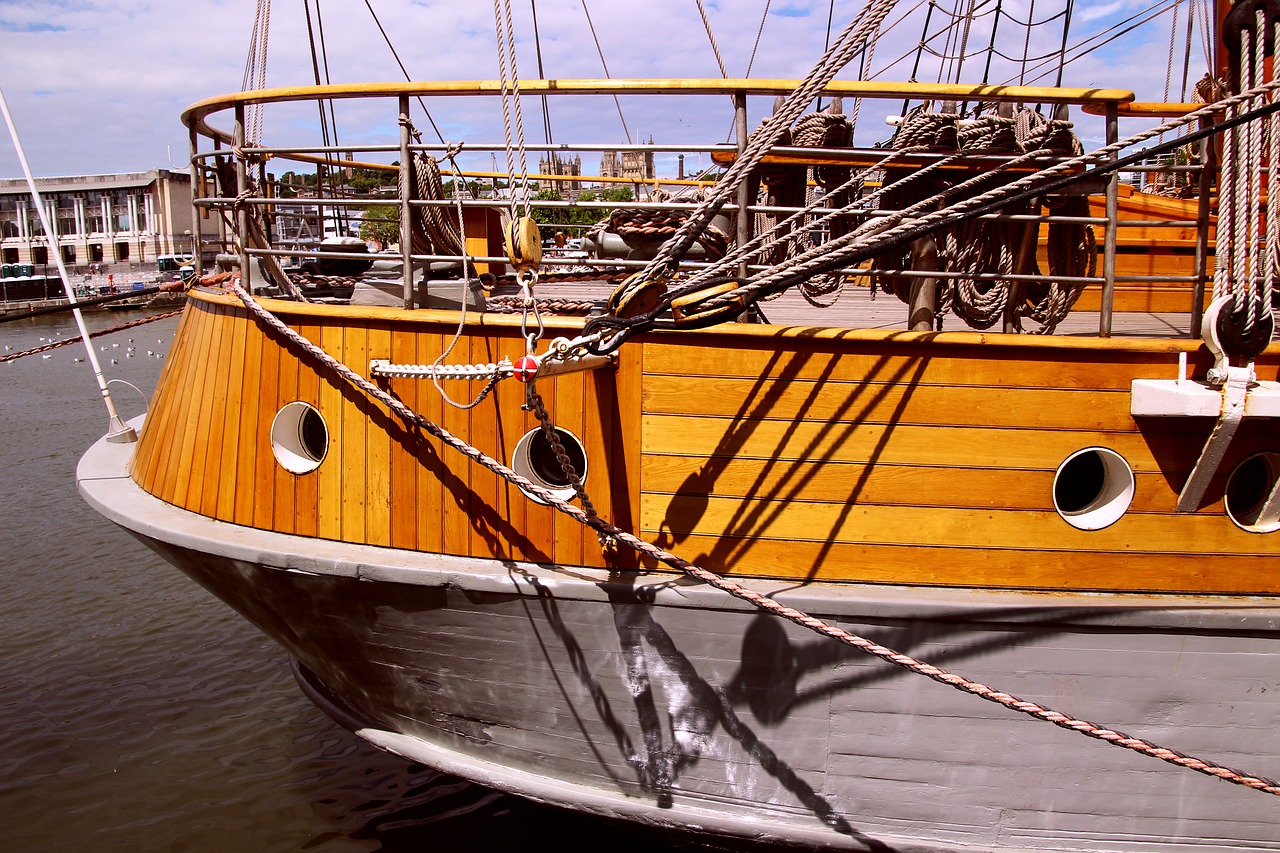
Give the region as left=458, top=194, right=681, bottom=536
left=953, top=0, right=978, bottom=84
left=1004, top=0, right=1182, bottom=88
left=1178, top=0, right=1195, bottom=101
left=743, top=0, right=772, bottom=78
left=981, top=0, right=1003, bottom=85
left=1002, top=0, right=1180, bottom=83
left=241, top=0, right=270, bottom=145
left=905, top=0, right=939, bottom=114
left=360, top=0, right=449, bottom=148
left=879, top=5, right=995, bottom=86
left=1196, top=0, right=1213, bottom=82
left=1019, top=0, right=1036, bottom=85
left=845, top=0, right=934, bottom=87
left=1054, top=0, right=1073, bottom=89
left=494, top=0, right=533, bottom=217
left=1164, top=0, right=1181, bottom=105
left=988, top=45, right=1090, bottom=64
left=530, top=0, right=554, bottom=146
left=314, top=0, right=346, bottom=230
left=936, top=0, right=959, bottom=84
left=694, top=0, right=729, bottom=78
left=581, top=0, right=632, bottom=144
left=638, top=0, right=901, bottom=276
left=994, top=5, right=1068, bottom=27
left=819, top=0, right=836, bottom=111
left=302, top=0, right=332, bottom=204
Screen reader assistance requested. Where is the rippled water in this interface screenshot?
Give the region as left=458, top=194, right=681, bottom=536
left=0, top=309, right=692, bottom=852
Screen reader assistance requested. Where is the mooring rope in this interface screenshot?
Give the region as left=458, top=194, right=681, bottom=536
left=0, top=309, right=182, bottom=363
left=223, top=274, right=1280, bottom=798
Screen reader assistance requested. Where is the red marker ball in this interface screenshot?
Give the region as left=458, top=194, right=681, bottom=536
left=513, top=355, right=539, bottom=383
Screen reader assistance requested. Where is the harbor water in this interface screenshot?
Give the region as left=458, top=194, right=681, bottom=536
left=0, top=308, right=690, bottom=852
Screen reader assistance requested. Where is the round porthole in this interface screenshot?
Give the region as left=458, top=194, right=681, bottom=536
left=270, top=402, right=328, bottom=474
left=512, top=426, right=587, bottom=505
left=1224, top=452, right=1280, bottom=533
left=1053, top=447, right=1134, bottom=530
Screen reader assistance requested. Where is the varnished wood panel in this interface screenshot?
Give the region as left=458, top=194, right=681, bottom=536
left=233, top=306, right=263, bottom=526
left=340, top=322, right=368, bottom=543
left=388, top=323, right=419, bottom=552
left=365, top=321, right=392, bottom=547
left=171, top=299, right=219, bottom=507
left=640, top=338, right=1234, bottom=389
left=199, top=305, right=231, bottom=517
left=252, top=315, right=280, bottom=531
left=294, top=320, right=321, bottom=538
left=132, top=307, right=194, bottom=492
left=642, top=374, right=1139, bottom=432
left=130, top=292, right=1280, bottom=596
left=274, top=316, right=301, bottom=535
left=639, top=494, right=1262, bottom=556
left=316, top=323, right=344, bottom=541
left=638, top=455, right=1201, bottom=514
left=639, top=413, right=1210, bottom=474
left=653, top=534, right=1277, bottom=594
left=414, top=328, right=445, bottom=558
left=441, top=333, right=474, bottom=558
left=215, top=307, right=248, bottom=522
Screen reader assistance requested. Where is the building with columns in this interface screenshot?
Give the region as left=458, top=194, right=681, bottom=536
left=0, top=169, right=193, bottom=271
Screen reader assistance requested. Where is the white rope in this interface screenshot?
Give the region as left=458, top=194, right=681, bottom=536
left=493, top=0, right=532, bottom=219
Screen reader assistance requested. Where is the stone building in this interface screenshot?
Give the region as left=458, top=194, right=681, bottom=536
left=538, top=153, right=582, bottom=192
left=0, top=169, right=194, bottom=270
left=600, top=136, right=655, bottom=181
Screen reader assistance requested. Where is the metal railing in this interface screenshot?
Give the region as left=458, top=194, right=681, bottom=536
left=182, top=78, right=1218, bottom=336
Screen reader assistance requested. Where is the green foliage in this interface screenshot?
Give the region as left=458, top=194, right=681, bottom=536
left=359, top=204, right=400, bottom=247
left=528, top=185, right=635, bottom=229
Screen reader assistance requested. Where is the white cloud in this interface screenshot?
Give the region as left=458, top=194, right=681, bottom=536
left=0, top=0, right=1206, bottom=179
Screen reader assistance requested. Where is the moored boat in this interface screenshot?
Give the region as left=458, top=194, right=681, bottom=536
left=76, top=1, right=1280, bottom=850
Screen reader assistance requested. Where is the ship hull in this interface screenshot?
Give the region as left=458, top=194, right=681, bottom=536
left=80, top=429, right=1280, bottom=851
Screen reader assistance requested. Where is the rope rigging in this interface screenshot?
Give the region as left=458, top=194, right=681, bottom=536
left=584, top=75, right=1280, bottom=353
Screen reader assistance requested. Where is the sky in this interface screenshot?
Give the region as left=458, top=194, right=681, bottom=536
left=0, top=0, right=1210, bottom=182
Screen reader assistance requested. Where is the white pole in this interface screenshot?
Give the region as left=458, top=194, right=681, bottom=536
left=0, top=83, right=136, bottom=443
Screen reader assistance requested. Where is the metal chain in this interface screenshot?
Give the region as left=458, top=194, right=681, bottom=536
left=524, top=381, right=615, bottom=551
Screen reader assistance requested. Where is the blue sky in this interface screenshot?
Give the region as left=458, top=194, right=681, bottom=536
left=0, top=1, right=1206, bottom=180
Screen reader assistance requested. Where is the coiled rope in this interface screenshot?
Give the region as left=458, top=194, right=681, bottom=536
left=224, top=274, right=1280, bottom=798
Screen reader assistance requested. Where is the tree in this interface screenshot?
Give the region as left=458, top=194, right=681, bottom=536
left=359, top=205, right=400, bottom=248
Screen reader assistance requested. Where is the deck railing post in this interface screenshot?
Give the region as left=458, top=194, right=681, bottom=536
left=1191, top=113, right=1215, bottom=337
left=399, top=94, right=414, bottom=310
left=189, top=125, right=202, bottom=278
left=1100, top=101, right=1119, bottom=337
left=234, top=104, right=252, bottom=292
left=734, top=90, right=750, bottom=283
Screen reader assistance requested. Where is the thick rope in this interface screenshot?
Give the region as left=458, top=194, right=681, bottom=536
left=224, top=275, right=1280, bottom=798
